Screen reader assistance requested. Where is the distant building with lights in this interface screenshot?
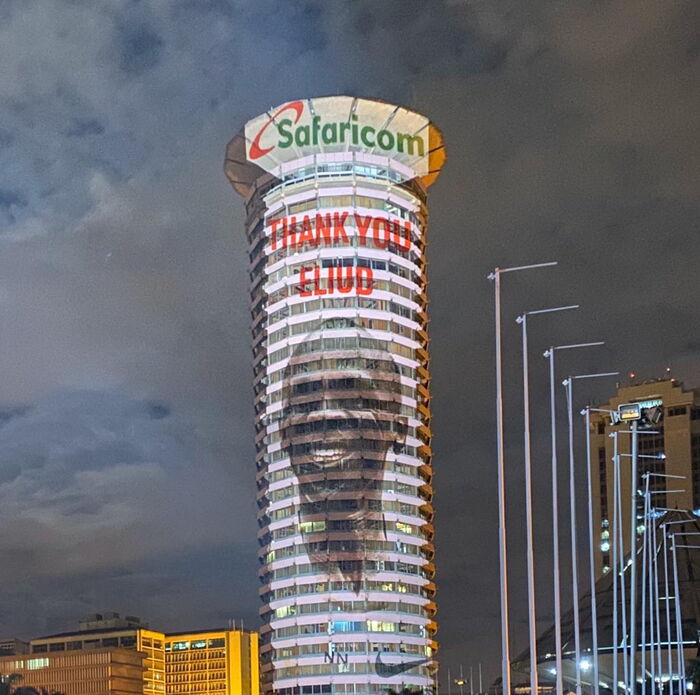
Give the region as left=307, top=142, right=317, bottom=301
left=30, top=614, right=165, bottom=695
left=225, top=97, right=445, bottom=695
left=165, top=629, right=259, bottom=695
left=0, top=647, right=145, bottom=695
left=590, top=378, right=700, bottom=579
left=0, top=638, right=29, bottom=655
left=23, top=614, right=259, bottom=695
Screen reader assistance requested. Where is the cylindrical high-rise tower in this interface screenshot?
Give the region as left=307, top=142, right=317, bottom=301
left=225, top=97, right=446, bottom=695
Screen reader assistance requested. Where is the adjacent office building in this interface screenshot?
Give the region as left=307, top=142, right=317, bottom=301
left=590, top=378, right=700, bottom=579
left=165, top=629, right=259, bottom=695
left=30, top=613, right=165, bottom=695
left=225, top=97, right=446, bottom=695
left=23, top=614, right=259, bottom=695
left=0, top=648, right=145, bottom=695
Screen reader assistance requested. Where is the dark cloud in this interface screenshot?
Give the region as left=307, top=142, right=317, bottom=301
left=65, top=117, right=105, bottom=137
left=0, top=0, right=698, bottom=687
left=116, top=22, right=164, bottom=75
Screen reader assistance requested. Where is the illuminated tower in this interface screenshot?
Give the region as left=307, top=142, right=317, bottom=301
left=225, top=97, right=446, bottom=695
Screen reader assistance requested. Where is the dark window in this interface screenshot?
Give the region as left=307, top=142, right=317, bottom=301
left=692, top=434, right=700, bottom=510
left=49, top=643, right=65, bottom=652
left=668, top=406, right=687, bottom=417
left=599, top=447, right=608, bottom=520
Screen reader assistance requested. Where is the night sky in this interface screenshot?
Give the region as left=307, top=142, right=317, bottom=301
left=1, top=0, right=698, bottom=687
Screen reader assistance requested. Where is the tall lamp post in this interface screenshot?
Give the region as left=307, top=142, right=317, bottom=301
left=543, top=341, right=604, bottom=695
left=563, top=372, right=618, bottom=695
left=488, top=261, right=557, bottom=695
left=516, top=304, right=579, bottom=695
left=581, top=406, right=619, bottom=695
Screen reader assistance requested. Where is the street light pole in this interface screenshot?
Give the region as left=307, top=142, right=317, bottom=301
left=517, top=304, right=578, bottom=695
left=563, top=372, right=618, bottom=695
left=630, top=419, right=640, bottom=694
left=544, top=341, right=604, bottom=695
left=488, top=261, right=557, bottom=695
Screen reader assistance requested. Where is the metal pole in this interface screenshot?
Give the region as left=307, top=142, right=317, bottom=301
left=653, top=519, right=663, bottom=694
left=546, top=347, right=564, bottom=695
left=488, top=261, right=557, bottom=695
left=520, top=314, right=539, bottom=695
left=648, top=492, right=656, bottom=695
left=471, top=666, right=474, bottom=695
left=670, top=535, right=684, bottom=692
left=584, top=406, right=601, bottom=695
left=630, top=420, right=639, bottom=694
left=612, top=434, right=620, bottom=695
left=662, top=530, right=674, bottom=693
left=565, top=378, right=582, bottom=695
left=641, top=479, right=649, bottom=695
left=480, top=663, right=483, bottom=694
left=491, top=268, right=511, bottom=695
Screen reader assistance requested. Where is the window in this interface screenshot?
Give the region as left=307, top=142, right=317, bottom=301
left=668, top=406, right=687, bottom=417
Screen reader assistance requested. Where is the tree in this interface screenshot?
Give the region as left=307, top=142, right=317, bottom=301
left=0, top=674, right=23, bottom=695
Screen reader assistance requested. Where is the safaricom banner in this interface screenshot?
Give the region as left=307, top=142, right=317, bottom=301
left=245, top=96, right=430, bottom=179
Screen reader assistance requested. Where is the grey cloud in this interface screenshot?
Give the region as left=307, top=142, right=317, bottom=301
left=0, top=0, right=697, bottom=684
left=0, top=390, right=251, bottom=581
left=65, top=117, right=105, bottom=137
left=116, top=22, right=164, bottom=75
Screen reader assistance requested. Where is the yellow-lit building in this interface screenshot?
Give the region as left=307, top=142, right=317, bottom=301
left=165, top=629, right=259, bottom=695
left=0, top=647, right=145, bottom=695
left=30, top=614, right=166, bottom=695
left=590, top=378, right=700, bottom=578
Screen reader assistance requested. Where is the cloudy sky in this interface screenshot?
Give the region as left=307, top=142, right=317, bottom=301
left=1, top=0, right=698, bottom=684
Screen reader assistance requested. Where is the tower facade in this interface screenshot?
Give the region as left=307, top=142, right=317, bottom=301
left=225, top=97, right=445, bottom=695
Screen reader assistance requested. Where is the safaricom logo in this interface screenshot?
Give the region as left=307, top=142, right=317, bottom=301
left=248, top=101, right=426, bottom=161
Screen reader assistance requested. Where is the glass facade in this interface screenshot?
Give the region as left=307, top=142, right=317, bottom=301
left=226, top=98, right=445, bottom=695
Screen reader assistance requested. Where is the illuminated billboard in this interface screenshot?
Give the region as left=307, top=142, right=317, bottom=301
left=244, top=97, right=430, bottom=180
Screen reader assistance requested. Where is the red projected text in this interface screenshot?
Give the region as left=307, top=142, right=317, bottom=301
left=267, top=213, right=413, bottom=252
left=297, top=264, right=373, bottom=297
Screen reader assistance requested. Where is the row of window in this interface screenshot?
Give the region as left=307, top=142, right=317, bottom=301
left=263, top=460, right=425, bottom=485
left=267, top=620, right=428, bottom=640
left=269, top=599, right=428, bottom=620
left=267, top=518, right=422, bottom=540
left=261, top=559, right=431, bottom=585
left=263, top=440, right=424, bottom=467
left=274, top=684, right=433, bottom=695
left=274, top=663, right=432, bottom=679
left=274, top=641, right=431, bottom=658
left=265, top=538, right=426, bottom=564
left=264, top=298, right=420, bottom=333
left=266, top=197, right=422, bottom=230
left=167, top=639, right=225, bottom=651
left=270, top=374, right=407, bottom=400
left=262, top=579, right=429, bottom=603
left=262, top=499, right=426, bottom=524
left=266, top=277, right=423, bottom=307
left=264, top=353, right=416, bottom=385
left=265, top=397, right=416, bottom=421
left=267, top=256, right=421, bottom=286
left=267, top=318, right=421, bottom=351
left=266, top=481, right=420, bottom=505
left=266, top=335, right=419, bottom=367
left=260, top=235, right=424, bottom=274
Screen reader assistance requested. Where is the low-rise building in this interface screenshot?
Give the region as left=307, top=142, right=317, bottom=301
left=0, top=647, right=144, bottom=695
left=30, top=614, right=165, bottom=695
left=165, top=629, right=259, bottom=695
